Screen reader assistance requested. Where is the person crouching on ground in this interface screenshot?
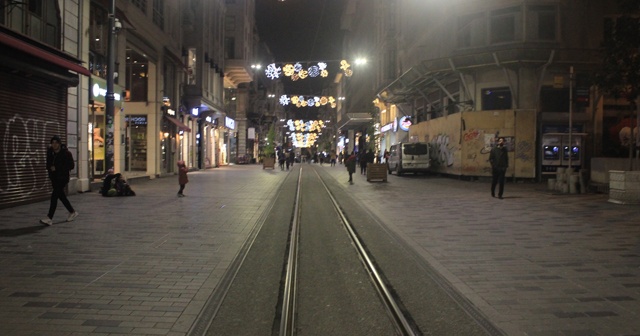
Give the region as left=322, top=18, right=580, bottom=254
left=40, top=135, right=78, bottom=226
left=177, top=160, right=188, bottom=197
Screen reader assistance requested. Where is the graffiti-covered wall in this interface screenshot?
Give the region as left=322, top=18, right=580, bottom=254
left=409, top=110, right=536, bottom=178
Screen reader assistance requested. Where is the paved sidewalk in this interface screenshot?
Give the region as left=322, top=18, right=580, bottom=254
left=0, top=165, right=287, bottom=335
left=1, top=163, right=639, bottom=336
left=320, top=163, right=640, bottom=336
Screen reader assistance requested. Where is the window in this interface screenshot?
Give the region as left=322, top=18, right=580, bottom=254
left=3, top=1, right=60, bottom=47
left=125, top=49, right=148, bottom=102
left=540, top=87, right=569, bottom=112
left=527, top=5, right=557, bottom=41
left=457, top=12, right=485, bottom=48
left=153, top=0, right=164, bottom=29
left=187, top=48, right=197, bottom=85
left=89, top=4, right=108, bottom=60
left=482, top=87, right=512, bottom=110
left=490, top=6, right=521, bottom=44
left=225, top=37, right=235, bottom=59
left=225, top=15, right=236, bottom=31
left=404, top=143, right=429, bottom=156
left=130, top=0, right=147, bottom=13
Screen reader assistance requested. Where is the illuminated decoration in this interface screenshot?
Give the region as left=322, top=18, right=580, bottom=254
left=340, top=60, right=353, bottom=77
left=279, top=95, right=337, bottom=108
left=265, top=60, right=351, bottom=81
left=286, top=120, right=325, bottom=132
left=284, top=119, right=326, bottom=147
left=289, top=132, right=320, bottom=148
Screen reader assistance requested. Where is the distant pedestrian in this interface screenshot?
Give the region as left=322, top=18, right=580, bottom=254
left=40, top=135, right=78, bottom=226
left=489, top=137, right=508, bottom=199
left=345, top=152, right=357, bottom=183
left=177, top=160, right=188, bottom=197
left=330, top=150, right=337, bottom=166
left=359, top=150, right=369, bottom=175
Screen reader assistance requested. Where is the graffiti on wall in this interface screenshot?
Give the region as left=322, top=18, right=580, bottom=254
left=0, top=114, right=57, bottom=196
left=430, top=133, right=456, bottom=167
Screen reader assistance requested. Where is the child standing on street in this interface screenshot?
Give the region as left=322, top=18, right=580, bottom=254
left=177, top=160, right=188, bottom=197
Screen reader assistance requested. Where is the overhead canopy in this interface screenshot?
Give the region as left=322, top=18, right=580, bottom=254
left=378, top=47, right=602, bottom=105
left=165, top=116, right=191, bottom=132
left=0, top=27, right=90, bottom=77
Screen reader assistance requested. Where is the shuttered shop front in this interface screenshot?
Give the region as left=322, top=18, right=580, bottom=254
left=0, top=71, right=68, bottom=209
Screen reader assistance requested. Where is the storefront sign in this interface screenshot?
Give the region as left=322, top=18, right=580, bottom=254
left=380, top=122, right=393, bottom=133
left=399, top=116, right=412, bottom=131
left=91, top=77, right=122, bottom=103
left=225, top=117, right=235, bottom=130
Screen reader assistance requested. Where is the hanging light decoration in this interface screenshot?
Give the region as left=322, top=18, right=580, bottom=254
left=265, top=60, right=353, bottom=81
left=279, top=95, right=337, bottom=108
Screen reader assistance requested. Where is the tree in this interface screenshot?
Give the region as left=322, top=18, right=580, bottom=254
left=263, top=124, right=276, bottom=158
left=595, top=0, right=640, bottom=167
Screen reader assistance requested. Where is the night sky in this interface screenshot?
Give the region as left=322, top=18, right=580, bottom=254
left=255, top=0, right=346, bottom=104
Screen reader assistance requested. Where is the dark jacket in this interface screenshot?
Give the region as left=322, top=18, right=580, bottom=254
left=46, top=145, right=74, bottom=183
left=489, top=145, right=508, bottom=170
left=345, top=154, right=357, bottom=173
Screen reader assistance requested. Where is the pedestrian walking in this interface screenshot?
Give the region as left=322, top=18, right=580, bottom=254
left=177, top=160, right=188, bottom=197
left=40, top=135, right=78, bottom=226
left=330, top=150, right=337, bottom=166
left=489, top=137, right=509, bottom=199
left=345, top=152, right=357, bottom=183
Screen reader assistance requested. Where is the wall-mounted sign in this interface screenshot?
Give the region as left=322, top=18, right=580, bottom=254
left=380, top=122, right=393, bottom=133
left=166, top=108, right=176, bottom=116
left=191, top=108, right=199, bottom=116
left=225, top=117, right=235, bottom=130
left=399, top=116, right=412, bottom=132
left=205, top=116, right=212, bottom=123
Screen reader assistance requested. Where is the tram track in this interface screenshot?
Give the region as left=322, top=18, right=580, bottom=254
left=278, top=166, right=417, bottom=335
left=201, top=165, right=497, bottom=336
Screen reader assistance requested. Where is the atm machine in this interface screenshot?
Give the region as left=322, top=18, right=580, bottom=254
left=562, top=134, right=582, bottom=169
left=541, top=134, right=562, bottom=174
left=541, top=133, right=586, bottom=174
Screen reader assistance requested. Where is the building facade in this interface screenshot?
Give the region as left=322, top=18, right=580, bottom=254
left=343, top=0, right=626, bottom=179
left=0, top=1, right=90, bottom=209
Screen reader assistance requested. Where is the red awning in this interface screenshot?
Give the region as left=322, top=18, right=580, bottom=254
left=0, top=30, right=91, bottom=77
left=165, top=116, right=191, bottom=132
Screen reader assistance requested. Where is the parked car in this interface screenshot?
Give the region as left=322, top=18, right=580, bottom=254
left=388, top=142, right=431, bottom=175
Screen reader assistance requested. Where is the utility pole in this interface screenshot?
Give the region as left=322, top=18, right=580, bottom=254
left=105, top=0, right=116, bottom=173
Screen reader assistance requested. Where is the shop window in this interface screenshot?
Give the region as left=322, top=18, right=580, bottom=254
left=482, top=87, right=512, bottom=110
left=527, top=5, right=557, bottom=41
left=125, top=49, right=148, bottom=102
left=490, top=6, right=521, bottom=44
left=457, top=12, right=485, bottom=48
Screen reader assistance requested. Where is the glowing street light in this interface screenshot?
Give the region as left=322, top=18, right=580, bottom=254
left=355, top=58, right=368, bottom=65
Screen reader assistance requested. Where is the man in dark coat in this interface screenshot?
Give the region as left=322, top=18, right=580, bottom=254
left=489, top=137, right=509, bottom=199
left=345, top=152, right=357, bottom=183
left=41, top=135, right=78, bottom=225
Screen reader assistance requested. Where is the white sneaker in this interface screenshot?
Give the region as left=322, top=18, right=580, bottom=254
left=40, top=218, right=53, bottom=226
left=67, top=212, right=78, bottom=222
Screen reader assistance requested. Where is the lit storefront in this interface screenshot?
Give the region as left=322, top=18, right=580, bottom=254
left=89, top=76, right=124, bottom=178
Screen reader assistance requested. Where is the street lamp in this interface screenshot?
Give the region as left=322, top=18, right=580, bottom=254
left=105, top=0, right=118, bottom=173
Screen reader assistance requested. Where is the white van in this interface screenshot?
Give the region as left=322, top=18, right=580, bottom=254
left=387, top=142, right=431, bottom=175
